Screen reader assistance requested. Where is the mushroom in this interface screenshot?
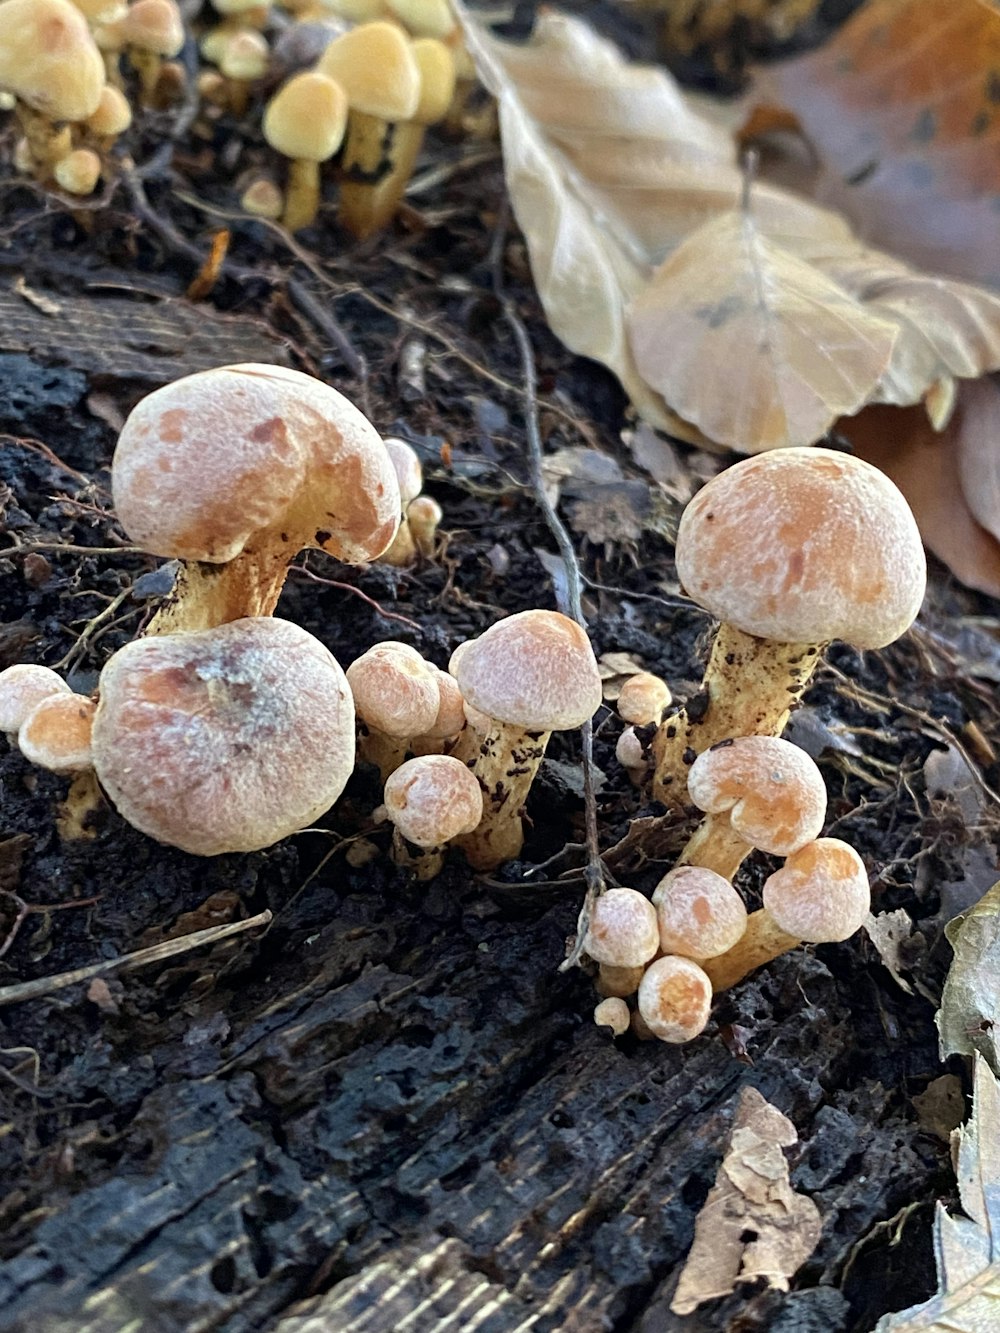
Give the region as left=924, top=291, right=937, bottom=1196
left=379, top=437, right=423, bottom=566
left=593, top=996, right=630, bottom=1037
left=18, top=693, right=97, bottom=774
left=91, top=617, right=355, bottom=855
left=583, top=887, right=660, bottom=969
left=651, top=865, right=748, bottom=961
left=382, top=753, right=483, bottom=879
left=120, top=0, right=184, bottom=105
left=346, top=642, right=440, bottom=779
left=678, top=735, right=828, bottom=880
left=702, top=837, right=871, bottom=991
left=263, top=70, right=348, bottom=232
left=83, top=83, right=132, bottom=150
left=617, top=670, right=672, bottom=727
left=240, top=176, right=284, bottom=219
left=111, top=363, right=400, bottom=634
left=0, top=0, right=105, bottom=174
left=338, top=34, right=456, bottom=238
left=637, top=955, right=713, bottom=1044
left=53, top=147, right=102, bottom=195
left=406, top=494, right=443, bottom=558
left=316, top=21, right=420, bottom=238
left=450, top=610, right=603, bottom=869
left=410, top=668, right=466, bottom=756
left=218, top=27, right=270, bottom=116
left=651, top=448, right=926, bottom=807
left=615, top=724, right=653, bottom=787
left=0, top=664, right=72, bottom=736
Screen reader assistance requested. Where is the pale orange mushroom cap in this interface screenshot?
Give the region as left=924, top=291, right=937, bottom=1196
left=263, top=72, right=349, bottom=163
left=652, top=865, right=748, bottom=960
left=19, top=693, right=96, bottom=774
left=617, top=671, right=671, bottom=726
left=346, top=644, right=439, bottom=739
left=0, top=665, right=71, bottom=735
left=383, top=754, right=483, bottom=846
left=688, top=736, right=827, bottom=856
left=593, top=996, right=630, bottom=1036
left=637, top=955, right=712, bottom=1043
left=384, top=438, right=423, bottom=507
left=111, top=363, right=400, bottom=565
left=762, top=837, right=870, bottom=943
left=675, top=448, right=926, bottom=649
left=424, top=668, right=466, bottom=739
left=451, top=610, right=603, bottom=732
left=91, top=617, right=356, bottom=856
left=584, top=887, right=660, bottom=969
left=121, top=0, right=184, bottom=57
left=317, top=22, right=420, bottom=121
left=0, top=0, right=106, bottom=121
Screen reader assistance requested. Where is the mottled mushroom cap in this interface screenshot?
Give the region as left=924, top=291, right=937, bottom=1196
left=317, top=21, right=420, bottom=120
left=583, top=887, right=660, bottom=969
left=383, top=754, right=483, bottom=846
left=92, top=618, right=355, bottom=856
left=112, top=363, right=400, bottom=565
left=346, top=644, right=439, bottom=739
left=688, top=736, right=827, bottom=857
left=263, top=71, right=348, bottom=162
left=0, top=664, right=71, bottom=735
left=451, top=610, right=602, bottom=731
left=676, top=448, right=926, bottom=648
left=19, top=693, right=96, bottom=774
left=0, top=0, right=105, bottom=121
left=762, top=837, right=870, bottom=943
left=617, top=671, right=671, bottom=726
left=637, top=955, right=713, bottom=1044
left=652, top=865, right=748, bottom=960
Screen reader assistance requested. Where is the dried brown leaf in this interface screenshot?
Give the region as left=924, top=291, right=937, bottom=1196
left=876, top=1056, right=1000, bottom=1331
left=937, top=880, right=1000, bottom=1075
left=864, top=908, right=916, bottom=995
left=671, top=1086, right=821, bottom=1315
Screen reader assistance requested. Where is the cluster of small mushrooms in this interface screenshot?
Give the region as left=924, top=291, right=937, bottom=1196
left=0, top=0, right=473, bottom=235
left=1, top=361, right=928, bottom=1049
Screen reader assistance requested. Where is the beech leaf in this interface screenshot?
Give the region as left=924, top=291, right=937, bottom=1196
left=937, top=880, right=1000, bottom=1076
left=671, top=1086, right=821, bottom=1315
left=875, top=1055, right=1000, bottom=1331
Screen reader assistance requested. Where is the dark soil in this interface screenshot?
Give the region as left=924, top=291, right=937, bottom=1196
left=0, top=3, right=996, bottom=1331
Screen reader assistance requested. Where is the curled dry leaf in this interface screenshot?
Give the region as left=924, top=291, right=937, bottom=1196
left=457, top=6, right=1000, bottom=453
left=751, top=0, right=1000, bottom=288
left=876, top=1055, right=1000, bottom=1332
left=671, top=1086, right=821, bottom=1315
left=937, top=880, right=1000, bottom=1077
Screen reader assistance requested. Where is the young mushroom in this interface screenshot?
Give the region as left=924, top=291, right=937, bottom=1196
left=91, top=617, right=355, bottom=855
left=0, top=664, right=72, bottom=737
left=449, top=609, right=603, bottom=870
left=406, top=494, right=443, bottom=559
left=379, top=437, right=424, bottom=566
left=53, top=147, right=103, bottom=196
left=702, top=837, right=871, bottom=991
left=637, top=955, right=713, bottom=1044
left=346, top=641, right=440, bottom=780
left=593, top=996, right=630, bottom=1037
left=0, top=0, right=106, bottom=174
left=120, top=0, right=185, bottom=105
left=651, top=865, right=748, bottom=961
left=583, top=887, right=660, bottom=970
left=111, top=363, right=400, bottom=634
left=409, top=668, right=466, bottom=756
left=18, top=693, right=97, bottom=774
left=263, top=70, right=348, bottom=232
left=381, top=753, right=483, bottom=879
left=617, top=670, right=672, bottom=727
left=651, top=448, right=926, bottom=808
left=678, top=735, right=828, bottom=880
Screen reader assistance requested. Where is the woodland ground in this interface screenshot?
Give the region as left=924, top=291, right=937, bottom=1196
left=0, top=3, right=996, bottom=1330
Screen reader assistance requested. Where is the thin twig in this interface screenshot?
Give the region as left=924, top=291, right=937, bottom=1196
left=488, top=209, right=606, bottom=965
left=289, top=563, right=424, bottom=632
left=0, top=910, right=272, bottom=1009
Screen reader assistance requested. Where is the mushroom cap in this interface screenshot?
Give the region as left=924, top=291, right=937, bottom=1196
left=675, top=448, right=926, bottom=649
left=71, top=0, right=128, bottom=23
left=593, top=996, right=630, bottom=1036
left=111, top=363, right=400, bottom=565
left=0, top=664, right=71, bottom=735
left=615, top=725, right=645, bottom=771
left=617, top=671, right=671, bottom=726
left=91, top=617, right=355, bottom=856
left=54, top=147, right=101, bottom=195
left=263, top=71, right=348, bottom=162
left=637, top=955, right=712, bottom=1043
left=688, top=736, right=827, bottom=857
left=121, top=0, right=184, bottom=57
left=382, top=754, right=483, bottom=846
left=451, top=610, right=602, bottom=731
left=19, top=693, right=96, bottom=774
left=410, top=37, right=456, bottom=125
left=583, top=887, right=660, bottom=969
left=346, top=644, right=439, bottom=738
left=386, top=0, right=456, bottom=40
left=219, top=29, right=270, bottom=81
left=762, top=837, right=870, bottom=942
left=652, top=865, right=748, bottom=960
left=0, top=0, right=105, bottom=121
left=384, top=438, right=423, bottom=507
left=317, top=21, right=420, bottom=121
left=423, top=668, right=466, bottom=739
left=86, top=84, right=132, bottom=136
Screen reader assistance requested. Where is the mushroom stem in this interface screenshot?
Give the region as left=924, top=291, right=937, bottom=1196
left=390, top=827, right=445, bottom=880
left=15, top=103, right=71, bottom=171
left=650, top=623, right=823, bottom=808
left=358, top=726, right=409, bottom=783
left=458, top=722, right=551, bottom=871
left=57, top=769, right=103, bottom=842
left=676, top=811, right=752, bottom=881
left=700, top=909, right=800, bottom=992
left=145, top=537, right=293, bottom=636
left=338, top=110, right=399, bottom=239
left=340, top=120, right=425, bottom=240
left=283, top=157, right=322, bottom=233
